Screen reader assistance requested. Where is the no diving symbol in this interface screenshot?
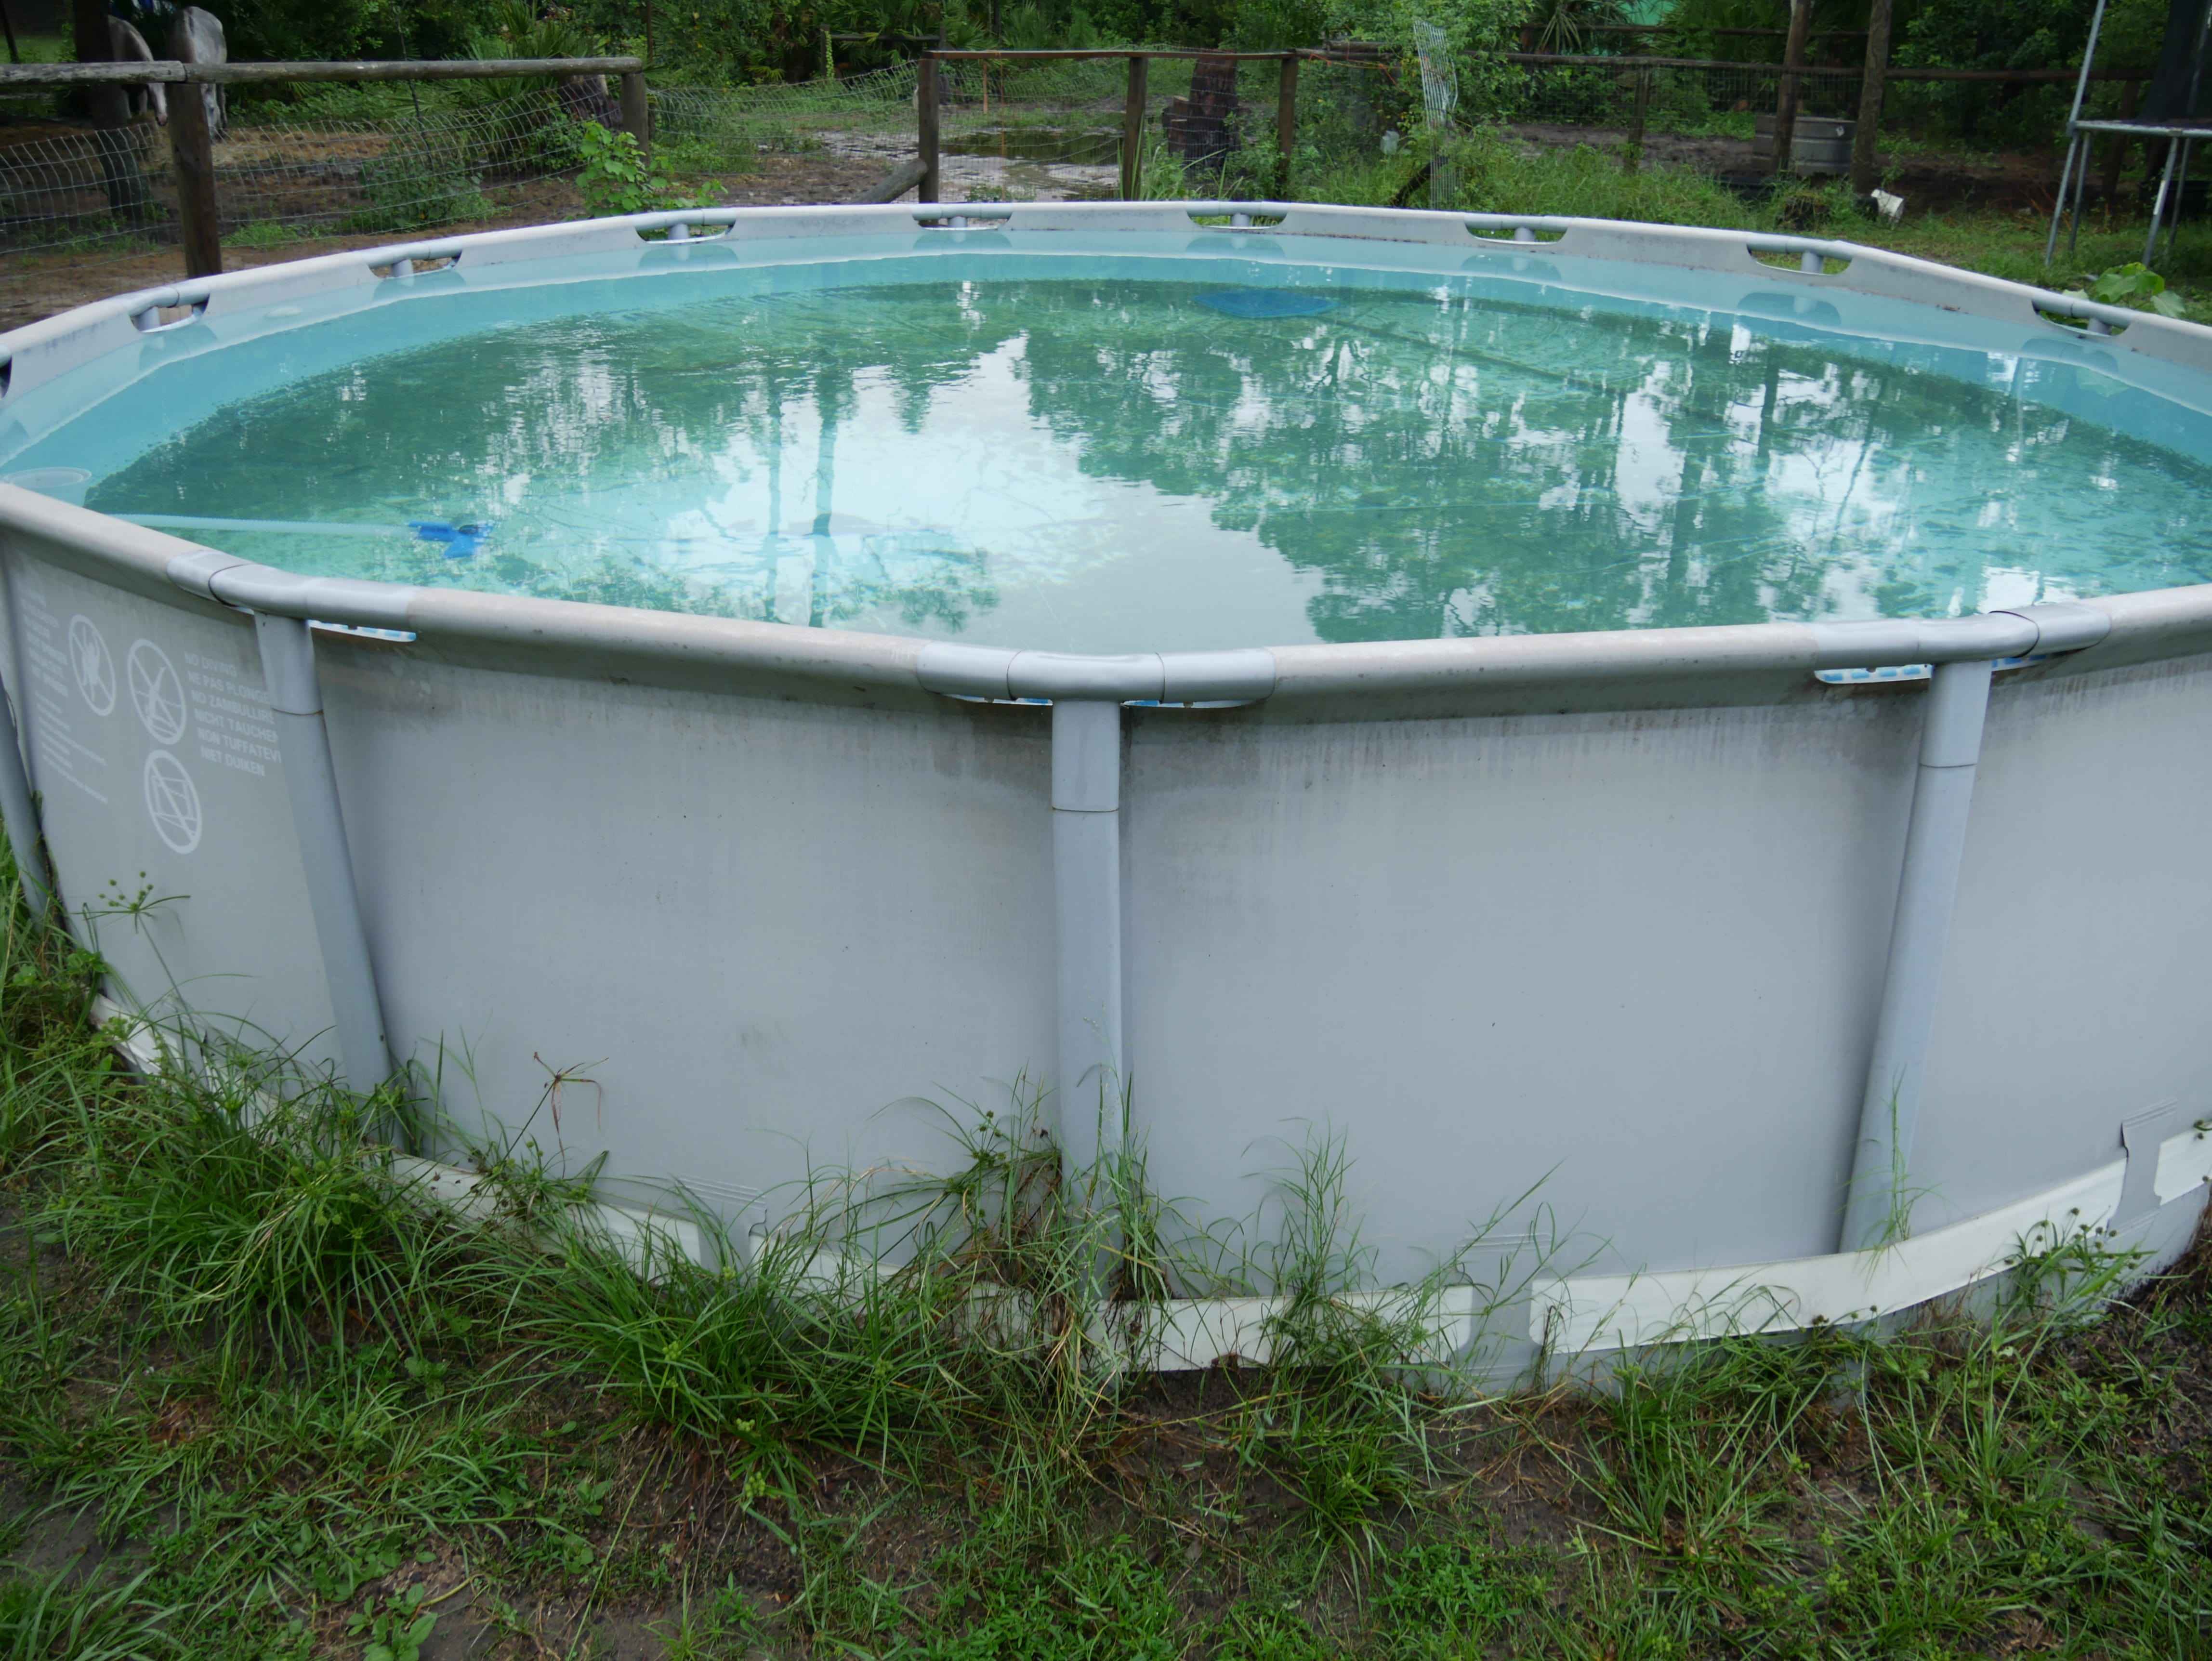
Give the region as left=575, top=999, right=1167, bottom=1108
left=127, top=640, right=188, bottom=745
left=143, top=750, right=201, bottom=855
left=67, top=615, right=115, bottom=715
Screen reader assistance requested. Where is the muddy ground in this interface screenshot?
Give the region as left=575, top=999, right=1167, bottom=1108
left=1, top=109, right=2081, bottom=335
left=0, top=152, right=897, bottom=333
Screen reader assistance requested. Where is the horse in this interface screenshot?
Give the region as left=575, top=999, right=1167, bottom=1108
left=105, top=16, right=165, bottom=125
left=167, top=6, right=226, bottom=140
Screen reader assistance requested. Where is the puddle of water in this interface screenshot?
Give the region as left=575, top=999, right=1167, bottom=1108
left=818, top=125, right=1121, bottom=202
left=943, top=126, right=1120, bottom=164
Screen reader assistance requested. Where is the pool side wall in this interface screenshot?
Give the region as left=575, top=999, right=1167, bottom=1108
left=2, top=205, right=2210, bottom=1342
left=8, top=509, right=2210, bottom=1292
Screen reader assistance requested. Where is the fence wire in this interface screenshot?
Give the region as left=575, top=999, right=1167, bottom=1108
left=1500, top=57, right=2120, bottom=158
left=0, top=119, right=177, bottom=262
left=916, top=54, right=1399, bottom=205
left=0, top=52, right=2147, bottom=278
left=0, top=89, right=611, bottom=264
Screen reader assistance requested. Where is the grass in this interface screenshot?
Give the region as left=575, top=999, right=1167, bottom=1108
left=2, top=34, right=69, bottom=67
left=1, top=854, right=2210, bottom=1658
left=1288, top=128, right=2212, bottom=325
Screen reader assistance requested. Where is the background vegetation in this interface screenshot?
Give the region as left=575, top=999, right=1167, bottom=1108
left=141, top=0, right=2176, bottom=91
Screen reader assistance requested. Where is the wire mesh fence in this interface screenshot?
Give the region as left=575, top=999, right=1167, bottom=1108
left=219, top=91, right=586, bottom=237
left=915, top=53, right=1402, bottom=205
left=1497, top=55, right=2129, bottom=159
left=0, top=119, right=178, bottom=264
left=0, top=47, right=2127, bottom=284
left=0, top=90, right=609, bottom=266
left=653, top=63, right=918, bottom=155
left=939, top=55, right=1145, bottom=199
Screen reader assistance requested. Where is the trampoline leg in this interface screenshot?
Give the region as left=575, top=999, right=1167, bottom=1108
left=2046, top=134, right=2079, bottom=265
left=2069, top=129, right=2093, bottom=256
left=2167, top=137, right=2194, bottom=265
left=2146, top=136, right=2182, bottom=266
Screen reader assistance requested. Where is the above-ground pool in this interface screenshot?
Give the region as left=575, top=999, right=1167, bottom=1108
left=3, top=203, right=2210, bottom=1371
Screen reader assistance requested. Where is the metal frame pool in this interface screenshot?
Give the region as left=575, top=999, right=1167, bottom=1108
left=2, top=201, right=2209, bottom=1370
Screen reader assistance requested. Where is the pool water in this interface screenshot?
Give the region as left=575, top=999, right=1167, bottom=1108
left=79, top=271, right=2212, bottom=654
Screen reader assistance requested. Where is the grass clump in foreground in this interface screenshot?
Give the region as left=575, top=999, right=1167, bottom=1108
left=0, top=863, right=2210, bottom=1657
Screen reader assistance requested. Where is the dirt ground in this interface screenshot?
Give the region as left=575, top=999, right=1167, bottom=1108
left=0, top=151, right=893, bottom=334
left=0, top=116, right=2081, bottom=335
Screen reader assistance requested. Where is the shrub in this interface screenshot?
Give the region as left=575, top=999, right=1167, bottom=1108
left=571, top=121, right=717, bottom=217
left=346, top=135, right=493, bottom=234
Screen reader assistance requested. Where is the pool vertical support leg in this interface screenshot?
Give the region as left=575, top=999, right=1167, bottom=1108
left=252, top=615, right=392, bottom=1095
left=1052, top=698, right=1125, bottom=1186
left=0, top=674, right=53, bottom=917
left=1838, top=656, right=1996, bottom=1254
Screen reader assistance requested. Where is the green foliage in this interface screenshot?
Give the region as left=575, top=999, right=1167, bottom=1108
left=2077, top=260, right=2187, bottom=317
left=1662, top=0, right=2166, bottom=148
left=223, top=219, right=301, bottom=251
left=0, top=1568, right=179, bottom=1659
left=1228, top=0, right=1526, bottom=64
left=1375, top=1539, right=1546, bottom=1652
left=345, top=133, right=494, bottom=234
left=469, top=0, right=602, bottom=63
left=1443, top=130, right=1762, bottom=223
left=921, top=1535, right=1184, bottom=1659
left=570, top=121, right=717, bottom=217
left=345, top=1586, right=436, bottom=1661
left=36, top=1031, right=459, bottom=1358
left=213, top=0, right=479, bottom=68
left=0, top=838, right=2208, bottom=1656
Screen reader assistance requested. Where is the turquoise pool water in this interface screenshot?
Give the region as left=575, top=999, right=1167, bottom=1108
left=68, top=267, right=2212, bottom=654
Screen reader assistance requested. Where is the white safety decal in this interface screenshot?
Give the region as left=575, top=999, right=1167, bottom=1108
left=128, top=639, right=189, bottom=745
left=67, top=615, right=115, bottom=716
left=143, top=749, right=202, bottom=854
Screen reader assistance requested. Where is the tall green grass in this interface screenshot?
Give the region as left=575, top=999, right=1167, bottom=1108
left=2, top=846, right=2209, bottom=1656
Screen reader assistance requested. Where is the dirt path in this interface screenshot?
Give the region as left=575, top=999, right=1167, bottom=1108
left=0, top=152, right=895, bottom=334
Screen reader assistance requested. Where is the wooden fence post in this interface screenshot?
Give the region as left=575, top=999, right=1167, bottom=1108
left=619, top=69, right=650, bottom=166
left=169, top=74, right=221, bottom=277
left=1121, top=53, right=1147, bottom=200
left=917, top=54, right=940, bottom=203
left=1772, top=0, right=1811, bottom=179
left=1850, top=0, right=1893, bottom=195
left=1276, top=52, right=1298, bottom=198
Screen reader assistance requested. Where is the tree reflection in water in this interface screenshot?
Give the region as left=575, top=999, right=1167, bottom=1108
left=95, top=274, right=2212, bottom=650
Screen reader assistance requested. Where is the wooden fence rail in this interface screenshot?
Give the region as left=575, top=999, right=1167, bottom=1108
left=0, top=57, right=646, bottom=86
left=6, top=43, right=2140, bottom=284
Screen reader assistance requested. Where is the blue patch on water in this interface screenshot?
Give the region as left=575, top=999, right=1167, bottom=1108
left=1197, top=289, right=1336, bottom=319
left=410, top=519, right=493, bottom=558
